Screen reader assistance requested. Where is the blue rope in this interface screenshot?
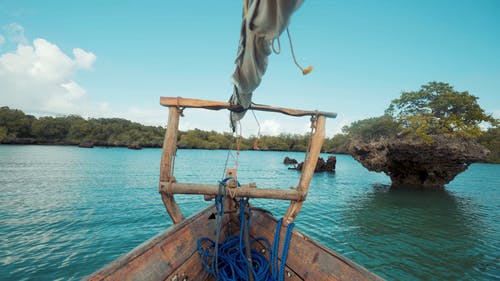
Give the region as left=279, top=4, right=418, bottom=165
left=278, top=222, right=294, bottom=281
left=270, top=219, right=282, bottom=278
left=197, top=178, right=295, bottom=281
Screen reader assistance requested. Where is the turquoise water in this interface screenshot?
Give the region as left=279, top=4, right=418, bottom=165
left=0, top=145, right=498, bottom=280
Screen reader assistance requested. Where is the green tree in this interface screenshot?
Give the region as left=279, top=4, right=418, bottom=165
left=0, top=126, right=8, bottom=142
left=385, top=82, right=497, bottom=142
left=66, top=116, right=91, bottom=143
left=342, top=115, right=400, bottom=142
left=31, top=116, right=72, bottom=142
left=323, top=133, right=350, bottom=153
left=258, top=136, right=289, bottom=151
left=478, top=127, right=500, bottom=163
left=0, top=106, right=35, bottom=138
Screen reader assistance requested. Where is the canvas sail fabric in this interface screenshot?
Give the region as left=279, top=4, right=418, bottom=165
left=229, top=0, right=303, bottom=131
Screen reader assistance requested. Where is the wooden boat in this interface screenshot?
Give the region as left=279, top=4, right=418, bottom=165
left=88, top=97, right=383, bottom=281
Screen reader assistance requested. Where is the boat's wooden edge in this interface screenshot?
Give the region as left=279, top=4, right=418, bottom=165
left=159, top=96, right=337, bottom=118
left=250, top=209, right=385, bottom=281
left=87, top=205, right=383, bottom=281
left=85, top=205, right=216, bottom=281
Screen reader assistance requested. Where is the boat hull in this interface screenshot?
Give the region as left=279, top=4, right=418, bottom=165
left=87, top=206, right=383, bottom=281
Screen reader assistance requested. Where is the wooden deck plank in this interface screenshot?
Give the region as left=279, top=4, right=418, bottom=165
left=163, top=250, right=211, bottom=281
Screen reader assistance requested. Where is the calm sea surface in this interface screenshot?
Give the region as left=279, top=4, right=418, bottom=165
left=0, top=145, right=498, bottom=280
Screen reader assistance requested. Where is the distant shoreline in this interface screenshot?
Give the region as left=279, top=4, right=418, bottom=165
left=2, top=106, right=497, bottom=163
left=0, top=142, right=349, bottom=155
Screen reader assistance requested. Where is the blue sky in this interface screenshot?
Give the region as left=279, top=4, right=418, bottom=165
left=1, top=0, right=499, bottom=136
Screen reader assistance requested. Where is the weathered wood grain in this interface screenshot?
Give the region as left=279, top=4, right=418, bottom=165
left=87, top=206, right=224, bottom=281
left=159, top=181, right=303, bottom=201
left=159, top=97, right=337, bottom=118
left=159, top=107, right=184, bottom=223
left=284, top=115, right=326, bottom=225
left=249, top=210, right=384, bottom=281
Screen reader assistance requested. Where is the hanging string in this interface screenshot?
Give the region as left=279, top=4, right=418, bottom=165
left=272, top=37, right=281, bottom=54
left=235, top=121, right=243, bottom=167
left=286, top=28, right=313, bottom=75
left=222, top=119, right=240, bottom=180
left=305, top=114, right=318, bottom=161
left=222, top=132, right=235, bottom=180
left=250, top=109, right=261, bottom=150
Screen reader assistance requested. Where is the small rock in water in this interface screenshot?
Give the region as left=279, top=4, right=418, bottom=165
left=283, top=157, right=298, bottom=165
left=287, top=156, right=336, bottom=172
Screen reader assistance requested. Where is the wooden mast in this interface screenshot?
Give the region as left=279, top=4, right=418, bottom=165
left=159, top=107, right=184, bottom=224
left=283, top=115, right=326, bottom=225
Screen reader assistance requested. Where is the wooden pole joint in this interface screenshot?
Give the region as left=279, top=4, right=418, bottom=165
left=159, top=177, right=176, bottom=193
left=297, top=190, right=307, bottom=201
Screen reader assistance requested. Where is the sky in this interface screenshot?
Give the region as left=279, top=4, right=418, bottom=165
left=0, top=0, right=499, bottom=137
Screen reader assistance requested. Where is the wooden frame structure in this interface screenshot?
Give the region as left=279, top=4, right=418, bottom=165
left=158, top=97, right=336, bottom=225
left=88, top=96, right=385, bottom=281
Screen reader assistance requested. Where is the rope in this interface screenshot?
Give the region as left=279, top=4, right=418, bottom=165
left=270, top=219, right=282, bottom=278
left=214, top=179, right=228, bottom=276
left=272, top=37, right=281, bottom=54
left=286, top=28, right=313, bottom=75
left=278, top=222, right=294, bottom=281
left=198, top=187, right=295, bottom=280
left=251, top=109, right=261, bottom=150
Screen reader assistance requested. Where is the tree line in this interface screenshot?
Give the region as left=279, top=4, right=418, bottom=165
left=1, top=82, right=498, bottom=164
left=0, top=106, right=346, bottom=152
left=0, top=107, right=164, bottom=147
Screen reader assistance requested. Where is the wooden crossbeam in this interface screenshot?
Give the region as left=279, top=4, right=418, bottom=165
left=160, top=97, right=337, bottom=118
left=159, top=181, right=304, bottom=201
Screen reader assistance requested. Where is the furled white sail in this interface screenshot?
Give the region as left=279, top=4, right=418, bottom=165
left=229, top=0, right=304, bottom=131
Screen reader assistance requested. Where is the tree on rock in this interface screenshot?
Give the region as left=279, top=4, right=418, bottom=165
left=348, top=82, right=498, bottom=189
left=385, top=82, right=496, bottom=143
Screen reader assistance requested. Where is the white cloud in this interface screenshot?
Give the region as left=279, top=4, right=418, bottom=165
left=0, top=34, right=96, bottom=114
left=0, top=35, right=5, bottom=45
left=3, top=23, right=27, bottom=44
left=260, top=119, right=281, bottom=135
left=127, top=107, right=168, bottom=126
left=73, top=48, right=96, bottom=70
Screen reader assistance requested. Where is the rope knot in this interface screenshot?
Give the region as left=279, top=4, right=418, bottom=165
left=175, top=96, right=185, bottom=116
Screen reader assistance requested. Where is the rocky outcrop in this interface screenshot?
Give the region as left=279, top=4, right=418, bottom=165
left=283, top=157, right=298, bottom=165
left=128, top=143, right=142, bottom=150
left=0, top=138, right=37, bottom=144
left=349, top=136, right=489, bottom=189
left=287, top=156, right=336, bottom=172
left=78, top=141, right=94, bottom=148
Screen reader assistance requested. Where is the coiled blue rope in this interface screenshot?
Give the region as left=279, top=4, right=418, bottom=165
left=197, top=178, right=295, bottom=281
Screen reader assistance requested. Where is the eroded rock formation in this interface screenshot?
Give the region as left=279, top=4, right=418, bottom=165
left=286, top=156, right=336, bottom=172
left=349, top=136, right=489, bottom=189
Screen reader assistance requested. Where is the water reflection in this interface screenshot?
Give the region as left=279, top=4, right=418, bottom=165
left=1, top=147, right=497, bottom=281
left=341, top=184, right=488, bottom=280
